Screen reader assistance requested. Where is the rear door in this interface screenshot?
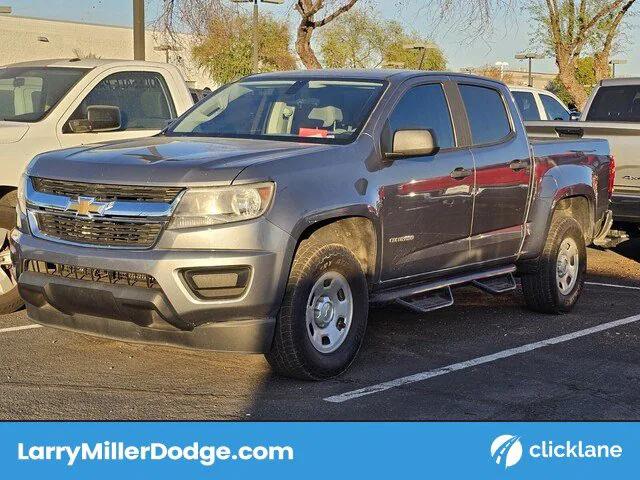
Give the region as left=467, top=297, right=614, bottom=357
left=57, top=69, right=177, bottom=148
left=379, top=78, right=475, bottom=281
left=458, top=81, right=531, bottom=263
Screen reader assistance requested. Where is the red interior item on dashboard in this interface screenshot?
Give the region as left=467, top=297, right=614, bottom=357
left=299, top=128, right=329, bottom=138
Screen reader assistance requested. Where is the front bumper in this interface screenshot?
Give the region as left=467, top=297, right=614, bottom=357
left=10, top=219, right=295, bottom=353
left=611, top=193, right=640, bottom=223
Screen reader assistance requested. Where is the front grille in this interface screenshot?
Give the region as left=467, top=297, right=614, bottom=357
left=32, top=177, right=183, bottom=203
left=24, top=259, right=159, bottom=289
left=36, top=213, right=163, bottom=248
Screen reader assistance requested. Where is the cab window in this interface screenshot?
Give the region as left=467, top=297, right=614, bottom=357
left=459, top=84, right=512, bottom=145
left=540, top=94, right=569, bottom=121
left=64, top=71, right=176, bottom=133
left=512, top=91, right=541, bottom=121
left=387, top=84, right=455, bottom=149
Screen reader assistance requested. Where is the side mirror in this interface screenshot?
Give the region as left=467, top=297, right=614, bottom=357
left=385, top=129, right=438, bottom=159
left=569, top=111, right=581, bottom=121
left=68, top=105, right=121, bottom=133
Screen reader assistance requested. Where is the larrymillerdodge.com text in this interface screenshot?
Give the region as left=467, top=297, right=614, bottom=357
left=18, top=442, right=295, bottom=467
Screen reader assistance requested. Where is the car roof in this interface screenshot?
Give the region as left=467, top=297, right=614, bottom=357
left=599, top=77, right=640, bottom=87
left=1, top=58, right=169, bottom=70
left=245, top=69, right=502, bottom=85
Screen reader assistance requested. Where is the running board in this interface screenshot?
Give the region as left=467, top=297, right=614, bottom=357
left=396, top=286, right=454, bottom=313
left=372, top=265, right=517, bottom=304
left=472, top=273, right=517, bottom=294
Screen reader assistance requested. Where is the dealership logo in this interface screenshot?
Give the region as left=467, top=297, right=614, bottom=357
left=490, top=435, right=523, bottom=469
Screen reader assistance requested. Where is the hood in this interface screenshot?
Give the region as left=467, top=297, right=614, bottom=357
left=0, top=121, right=29, bottom=144
left=28, top=135, right=335, bottom=186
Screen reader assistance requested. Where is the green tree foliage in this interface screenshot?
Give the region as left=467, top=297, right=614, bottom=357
left=319, top=10, right=446, bottom=70
left=192, top=11, right=297, bottom=85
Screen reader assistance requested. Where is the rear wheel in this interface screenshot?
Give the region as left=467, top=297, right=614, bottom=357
left=0, top=190, right=22, bottom=314
left=266, top=240, right=368, bottom=380
left=521, top=216, right=586, bottom=314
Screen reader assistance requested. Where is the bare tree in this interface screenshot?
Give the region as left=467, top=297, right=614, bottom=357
left=294, top=0, right=360, bottom=68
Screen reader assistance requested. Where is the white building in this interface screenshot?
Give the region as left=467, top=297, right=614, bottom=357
left=0, top=15, right=212, bottom=88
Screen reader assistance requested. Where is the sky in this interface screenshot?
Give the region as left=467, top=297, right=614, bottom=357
left=7, top=0, right=640, bottom=76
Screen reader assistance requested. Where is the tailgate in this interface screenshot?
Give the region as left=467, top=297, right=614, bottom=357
left=526, top=121, right=640, bottom=194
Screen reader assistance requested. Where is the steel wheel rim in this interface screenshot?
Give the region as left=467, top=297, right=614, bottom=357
left=0, top=228, right=17, bottom=295
left=305, top=271, right=354, bottom=354
left=556, top=237, right=579, bottom=295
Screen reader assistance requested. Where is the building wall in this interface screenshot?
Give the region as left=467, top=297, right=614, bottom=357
left=506, top=70, right=557, bottom=89
left=0, top=15, right=213, bottom=88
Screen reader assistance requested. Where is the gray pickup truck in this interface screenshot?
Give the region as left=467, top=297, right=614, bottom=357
left=526, top=77, right=640, bottom=236
left=10, top=70, right=613, bottom=380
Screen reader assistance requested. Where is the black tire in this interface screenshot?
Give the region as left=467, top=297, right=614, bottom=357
left=266, top=240, right=369, bottom=380
left=0, top=189, right=23, bottom=315
left=521, top=216, right=586, bottom=314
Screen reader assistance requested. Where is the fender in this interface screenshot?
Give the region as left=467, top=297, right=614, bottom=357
left=287, top=204, right=384, bottom=282
left=520, top=164, right=596, bottom=259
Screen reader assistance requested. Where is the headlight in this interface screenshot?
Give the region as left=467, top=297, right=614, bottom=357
left=167, top=182, right=275, bottom=230
left=17, top=174, right=28, bottom=214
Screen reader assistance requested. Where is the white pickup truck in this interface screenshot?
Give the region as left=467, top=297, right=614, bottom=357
left=0, top=58, right=194, bottom=313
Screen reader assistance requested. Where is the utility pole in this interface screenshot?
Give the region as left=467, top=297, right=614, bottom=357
left=252, top=0, right=259, bottom=74
left=133, top=0, right=145, bottom=61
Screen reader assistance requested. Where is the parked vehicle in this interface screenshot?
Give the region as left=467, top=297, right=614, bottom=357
left=0, top=58, right=194, bottom=313
left=526, top=77, right=640, bottom=236
left=11, top=71, right=613, bottom=380
left=189, top=87, right=213, bottom=103
left=510, top=86, right=578, bottom=121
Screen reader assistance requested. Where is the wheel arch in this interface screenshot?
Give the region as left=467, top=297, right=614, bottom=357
left=290, top=208, right=381, bottom=287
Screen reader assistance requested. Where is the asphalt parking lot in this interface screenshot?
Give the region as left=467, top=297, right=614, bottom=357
left=1, top=240, right=639, bottom=421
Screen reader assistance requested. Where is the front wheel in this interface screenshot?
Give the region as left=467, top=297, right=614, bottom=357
left=266, top=241, right=369, bottom=380
left=521, top=216, right=587, bottom=314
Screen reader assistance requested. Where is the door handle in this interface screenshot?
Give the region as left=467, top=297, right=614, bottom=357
left=509, top=159, right=530, bottom=171
left=450, top=167, right=472, bottom=180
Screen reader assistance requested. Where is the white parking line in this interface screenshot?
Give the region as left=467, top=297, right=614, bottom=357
left=0, top=324, right=42, bottom=334
left=324, top=313, right=640, bottom=403
left=586, top=281, right=640, bottom=291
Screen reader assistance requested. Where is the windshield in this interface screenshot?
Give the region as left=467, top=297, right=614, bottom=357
left=168, top=79, right=386, bottom=144
left=0, top=67, right=88, bottom=122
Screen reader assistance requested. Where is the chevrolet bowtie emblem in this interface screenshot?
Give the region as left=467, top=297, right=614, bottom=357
left=66, top=196, right=114, bottom=218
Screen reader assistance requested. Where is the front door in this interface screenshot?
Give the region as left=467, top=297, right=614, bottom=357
left=379, top=82, right=475, bottom=281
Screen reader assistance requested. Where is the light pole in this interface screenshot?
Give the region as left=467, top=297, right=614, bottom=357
left=610, top=59, right=627, bottom=78
left=154, top=45, right=183, bottom=63
left=133, top=0, right=145, bottom=60
left=515, top=52, right=545, bottom=87
left=495, top=61, right=509, bottom=81
left=403, top=42, right=439, bottom=70
left=232, top=0, right=284, bottom=74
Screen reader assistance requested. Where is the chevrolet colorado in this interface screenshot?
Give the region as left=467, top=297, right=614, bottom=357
left=11, top=71, right=614, bottom=380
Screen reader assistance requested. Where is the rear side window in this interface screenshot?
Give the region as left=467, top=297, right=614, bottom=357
left=459, top=84, right=512, bottom=145
left=586, top=85, right=640, bottom=122
left=388, top=84, right=455, bottom=149
left=65, top=71, right=176, bottom=132
left=512, top=91, right=540, bottom=121
left=540, top=94, right=569, bottom=121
